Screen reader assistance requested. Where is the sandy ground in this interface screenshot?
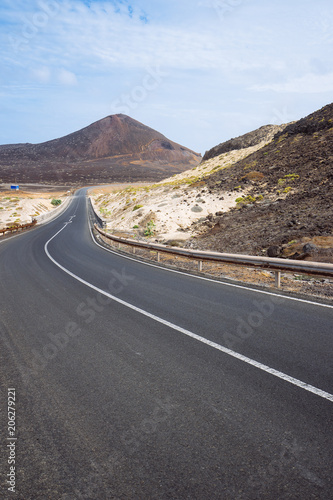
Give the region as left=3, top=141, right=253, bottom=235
left=0, top=186, right=70, bottom=228
left=90, top=140, right=270, bottom=242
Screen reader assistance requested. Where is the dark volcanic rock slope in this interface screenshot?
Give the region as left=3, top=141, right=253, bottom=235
left=0, top=115, right=201, bottom=184
left=202, top=124, right=285, bottom=162
left=192, top=103, right=333, bottom=256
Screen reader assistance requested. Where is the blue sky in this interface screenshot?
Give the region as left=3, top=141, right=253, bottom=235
left=1, top=0, right=332, bottom=154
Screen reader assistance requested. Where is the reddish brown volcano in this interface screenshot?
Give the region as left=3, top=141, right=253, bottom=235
left=0, top=115, right=201, bottom=185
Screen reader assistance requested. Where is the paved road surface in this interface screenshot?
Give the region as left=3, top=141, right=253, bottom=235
left=0, top=189, right=332, bottom=499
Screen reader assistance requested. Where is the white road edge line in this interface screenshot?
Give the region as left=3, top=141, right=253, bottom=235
left=87, top=209, right=333, bottom=310
left=45, top=220, right=333, bottom=403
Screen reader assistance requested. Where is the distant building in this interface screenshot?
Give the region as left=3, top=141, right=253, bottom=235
left=11, top=185, right=19, bottom=191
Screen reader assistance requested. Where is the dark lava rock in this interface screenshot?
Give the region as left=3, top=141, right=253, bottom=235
left=267, top=246, right=281, bottom=257
left=303, top=243, right=318, bottom=254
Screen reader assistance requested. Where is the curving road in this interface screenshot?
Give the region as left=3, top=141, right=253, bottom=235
left=0, top=189, right=332, bottom=499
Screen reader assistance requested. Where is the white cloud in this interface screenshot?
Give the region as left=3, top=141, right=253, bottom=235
left=32, top=66, right=51, bottom=83
left=2, top=0, right=268, bottom=73
left=57, top=68, right=78, bottom=85
left=251, top=72, right=333, bottom=94
left=0, top=0, right=332, bottom=151
left=30, top=66, right=77, bottom=85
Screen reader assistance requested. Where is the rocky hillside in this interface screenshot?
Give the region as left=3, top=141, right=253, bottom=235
left=91, top=103, right=333, bottom=263
left=90, top=123, right=282, bottom=243
left=193, top=103, right=333, bottom=259
left=0, top=115, right=201, bottom=185
left=202, top=124, right=285, bottom=162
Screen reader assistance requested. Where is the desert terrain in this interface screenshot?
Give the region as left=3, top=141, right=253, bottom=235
left=0, top=185, right=69, bottom=228
left=1, top=104, right=332, bottom=298
left=90, top=104, right=333, bottom=263
left=89, top=104, right=333, bottom=299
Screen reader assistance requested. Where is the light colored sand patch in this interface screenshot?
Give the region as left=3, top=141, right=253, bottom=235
left=103, top=186, right=241, bottom=241
left=0, top=190, right=67, bottom=228
left=89, top=140, right=267, bottom=242
left=88, top=182, right=151, bottom=196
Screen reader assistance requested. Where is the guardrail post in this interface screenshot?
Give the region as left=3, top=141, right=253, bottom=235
left=133, top=247, right=136, bottom=254
left=275, top=271, right=281, bottom=288
left=157, top=251, right=160, bottom=262
left=91, top=219, right=333, bottom=281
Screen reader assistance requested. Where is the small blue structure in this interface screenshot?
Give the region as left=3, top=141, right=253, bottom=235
left=11, top=185, right=19, bottom=191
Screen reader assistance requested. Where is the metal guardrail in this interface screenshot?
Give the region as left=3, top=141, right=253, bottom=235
left=94, top=224, right=333, bottom=288
left=0, top=220, right=37, bottom=236
left=87, top=197, right=106, bottom=229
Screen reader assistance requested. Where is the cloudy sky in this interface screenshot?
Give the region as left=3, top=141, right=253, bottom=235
left=1, top=0, right=332, bottom=154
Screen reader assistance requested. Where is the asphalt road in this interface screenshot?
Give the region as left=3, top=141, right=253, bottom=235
left=0, top=189, right=332, bottom=499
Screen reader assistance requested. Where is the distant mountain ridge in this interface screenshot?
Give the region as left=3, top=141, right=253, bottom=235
left=202, top=124, right=287, bottom=162
left=0, top=115, right=201, bottom=184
